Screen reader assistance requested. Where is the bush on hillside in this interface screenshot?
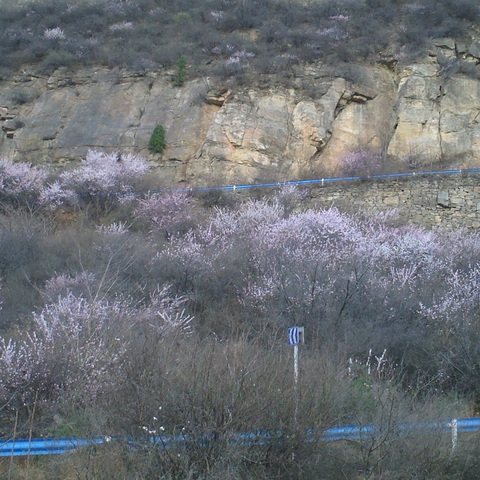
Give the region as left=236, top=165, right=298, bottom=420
left=339, top=149, right=383, bottom=177
left=148, top=124, right=166, bottom=154
left=1, top=0, right=479, bottom=75
left=173, top=56, right=186, bottom=86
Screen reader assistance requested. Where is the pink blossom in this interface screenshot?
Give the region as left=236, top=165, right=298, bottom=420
left=95, top=222, right=130, bottom=236
left=43, top=27, right=65, bottom=40
left=109, top=22, right=134, bottom=32
left=210, top=10, right=224, bottom=22
left=0, top=284, right=194, bottom=408
left=135, top=191, right=196, bottom=237
left=0, top=158, right=47, bottom=196
left=60, top=150, right=149, bottom=195
left=42, top=272, right=97, bottom=301
left=39, top=181, right=78, bottom=210
left=339, top=149, right=382, bottom=177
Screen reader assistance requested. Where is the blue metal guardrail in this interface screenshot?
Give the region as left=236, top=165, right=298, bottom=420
left=2, top=417, right=479, bottom=457
left=91, top=167, right=480, bottom=198
left=0, top=436, right=107, bottom=457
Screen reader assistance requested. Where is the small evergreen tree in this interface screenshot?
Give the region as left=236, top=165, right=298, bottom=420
left=173, top=56, right=186, bottom=87
left=148, top=124, right=166, bottom=154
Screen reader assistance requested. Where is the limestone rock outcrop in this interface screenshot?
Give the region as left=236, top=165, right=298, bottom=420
left=2, top=39, right=480, bottom=187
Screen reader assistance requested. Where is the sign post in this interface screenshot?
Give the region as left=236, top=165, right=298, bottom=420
left=288, top=327, right=305, bottom=428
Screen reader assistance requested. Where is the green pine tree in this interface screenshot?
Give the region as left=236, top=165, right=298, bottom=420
left=148, top=124, right=166, bottom=154
left=173, top=56, right=186, bottom=87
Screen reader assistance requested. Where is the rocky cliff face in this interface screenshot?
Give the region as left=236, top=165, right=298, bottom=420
left=1, top=39, right=480, bottom=187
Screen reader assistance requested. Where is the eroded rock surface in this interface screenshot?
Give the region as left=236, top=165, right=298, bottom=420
left=2, top=40, right=480, bottom=187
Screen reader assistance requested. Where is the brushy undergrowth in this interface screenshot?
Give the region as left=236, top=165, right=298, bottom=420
left=1, top=154, right=480, bottom=478
left=1, top=0, right=479, bottom=77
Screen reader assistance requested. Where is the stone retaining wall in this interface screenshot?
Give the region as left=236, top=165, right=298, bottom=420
left=305, top=172, right=480, bottom=229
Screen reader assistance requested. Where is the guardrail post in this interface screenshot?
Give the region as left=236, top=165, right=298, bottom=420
left=450, top=418, right=458, bottom=452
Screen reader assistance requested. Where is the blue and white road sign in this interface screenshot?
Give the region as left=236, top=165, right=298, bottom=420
left=288, top=327, right=299, bottom=345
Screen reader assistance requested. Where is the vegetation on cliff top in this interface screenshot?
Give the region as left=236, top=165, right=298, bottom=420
left=1, top=0, right=479, bottom=78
